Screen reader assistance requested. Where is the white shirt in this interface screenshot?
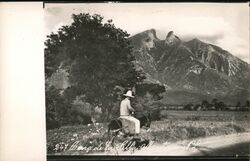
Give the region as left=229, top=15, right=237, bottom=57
left=120, top=98, right=135, bottom=116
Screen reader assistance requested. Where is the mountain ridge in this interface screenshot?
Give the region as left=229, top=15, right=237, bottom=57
left=129, top=29, right=250, bottom=105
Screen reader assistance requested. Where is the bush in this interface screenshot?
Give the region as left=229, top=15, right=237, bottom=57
left=194, top=104, right=201, bottom=110
left=160, top=110, right=168, bottom=119
left=184, top=104, right=194, bottom=110
left=70, top=110, right=92, bottom=125
left=150, top=108, right=161, bottom=121
left=46, top=119, right=60, bottom=130
left=185, top=116, right=200, bottom=121
left=225, top=124, right=245, bottom=133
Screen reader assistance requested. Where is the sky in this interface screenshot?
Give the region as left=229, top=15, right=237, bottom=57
left=44, top=3, right=249, bottom=63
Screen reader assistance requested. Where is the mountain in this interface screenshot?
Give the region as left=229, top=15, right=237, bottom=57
left=129, top=29, right=250, bottom=105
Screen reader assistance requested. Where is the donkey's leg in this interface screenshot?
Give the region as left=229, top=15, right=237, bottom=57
left=110, top=133, right=117, bottom=147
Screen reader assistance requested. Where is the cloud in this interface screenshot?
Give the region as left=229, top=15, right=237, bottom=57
left=215, top=30, right=249, bottom=63
left=44, top=3, right=249, bottom=63
left=153, top=16, right=249, bottom=63
left=182, top=33, right=224, bottom=44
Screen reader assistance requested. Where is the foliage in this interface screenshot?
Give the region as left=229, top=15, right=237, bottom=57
left=133, top=83, right=165, bottom=111
left=245, top=100, right=250, bottom=107
left=201, top=100, right=210, bottom=110
left=183, top=103, right=194, bottom=111
left=217, top=101, right=227, bottom=110
left=45, top=13, right=146, bottom=122
left=135, top=83, right=165, bottom=100
left=46, top=85, right=93, bottom=129
left=236, top=101, right=241, bottom=108
left=45, top=85, right=62, bottom=129
left=193, top=104, right=201, bottom=110
left=187, top=99, right=228, bottom=111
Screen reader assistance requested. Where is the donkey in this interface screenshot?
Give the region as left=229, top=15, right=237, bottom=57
left=107, top=112, right=151, bottom=137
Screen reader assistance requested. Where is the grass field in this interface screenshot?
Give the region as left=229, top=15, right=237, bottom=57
left=47, top=110, right=250, bottom=155
left=161, top=110, right=250, bottom=122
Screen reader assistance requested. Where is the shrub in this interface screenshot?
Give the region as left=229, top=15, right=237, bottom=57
left=150, top=108, right=161, bottom=121
left=184, top=104, right=194, bottom=111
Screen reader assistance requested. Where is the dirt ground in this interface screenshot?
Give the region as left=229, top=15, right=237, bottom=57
left=91, top=132, right=250, bottom=156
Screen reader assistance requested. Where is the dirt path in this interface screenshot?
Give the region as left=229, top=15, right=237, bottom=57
left=91, top=132, right=250, bottom=156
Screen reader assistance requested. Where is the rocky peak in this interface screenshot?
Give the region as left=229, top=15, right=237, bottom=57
left=165, top=31, right=181, bottom=45
left=144, top=28, right=158, bottom=39
left=129, top=29, right=159, bottom=50
left=140, top=29, right=159, bottom=50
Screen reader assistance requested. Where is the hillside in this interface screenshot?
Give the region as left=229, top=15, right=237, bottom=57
left=129, top=29, right=250, bottom=105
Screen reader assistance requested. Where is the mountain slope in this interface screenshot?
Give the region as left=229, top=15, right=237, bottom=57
left=129, top=29, right=250, bottom=105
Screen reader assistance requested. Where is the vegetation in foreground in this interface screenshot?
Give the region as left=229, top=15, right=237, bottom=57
left=47, top=114, right=249, bottom=155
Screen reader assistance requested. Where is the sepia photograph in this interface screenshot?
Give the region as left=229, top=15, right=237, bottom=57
left=44, top=3, right=250, bottom=157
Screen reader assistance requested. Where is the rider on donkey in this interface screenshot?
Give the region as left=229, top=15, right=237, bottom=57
left=119, top=90, right=140, bottom=135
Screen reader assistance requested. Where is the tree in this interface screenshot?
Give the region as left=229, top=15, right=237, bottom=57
left=184, top=103, right=194, bottom=111
left=133, top=83, right=165, bottom=109
left=132, top=83, right=165, bottom=120
left=45, top=13, right=145, bottom=121
left=211, top=98, right=217, bottom=109
left=194, top=104, right=201, bottom=110
left=244, top=100, right=250, bottom=111
left=135, top=83, right=165, bottom=100
left=236, top=101, right=241, bottom=110
left=201, top=100, right=209, bottom=110
left=218, top=101, right=227, bottom=111
left=45, top=85, right=67, bottom=129
left=246, top=100, right=250, bottom=107
left=211, top=98, right=218, bottom=105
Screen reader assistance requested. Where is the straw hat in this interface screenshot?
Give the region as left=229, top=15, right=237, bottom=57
left=123, top=90, right=134, bottom=98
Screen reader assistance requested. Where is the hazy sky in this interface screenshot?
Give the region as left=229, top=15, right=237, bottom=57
left=45, top=3, right=249, bottom=63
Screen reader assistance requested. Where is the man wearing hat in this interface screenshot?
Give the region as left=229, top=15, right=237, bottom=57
left=120, top=90, right=140, bottom=134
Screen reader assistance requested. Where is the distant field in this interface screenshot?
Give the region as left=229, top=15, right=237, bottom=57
left=160, top=110, right=250, bottom=122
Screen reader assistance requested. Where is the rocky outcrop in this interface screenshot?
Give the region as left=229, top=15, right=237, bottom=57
left=165, top=31, right=180, bottom=46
